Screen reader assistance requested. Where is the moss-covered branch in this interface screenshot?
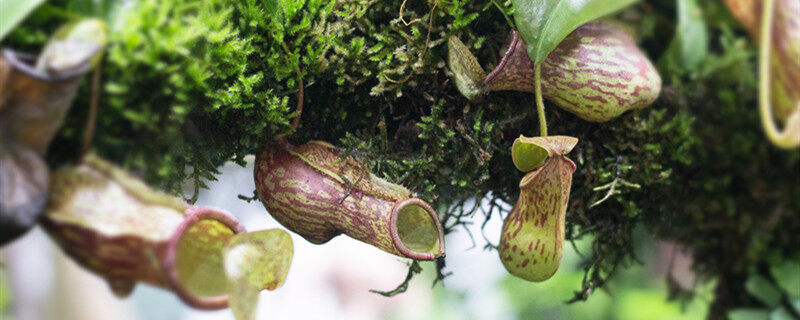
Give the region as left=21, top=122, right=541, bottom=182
left=6, top=0, right=798, bottom=317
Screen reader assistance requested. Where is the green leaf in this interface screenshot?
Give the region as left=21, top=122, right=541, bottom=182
left=674, top=0, right=708, bottom=69
left=660, top=0, right=708, bottom=71
left=224, top=229, right=294, bottom=320
left=511, top=0, right=637, bottom=63
left=746, top=275, right=782, bottom=308
left=770, top=261, right=800, bottom=297
left=0, top=0, right=45, bottom=41
left=728, top=309, right=770, bottom=320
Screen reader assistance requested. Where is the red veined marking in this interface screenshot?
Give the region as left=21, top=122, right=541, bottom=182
left=511, top=223, right=523, bottom=237
left=553, top=204, right=561, bottom=260
left=582, top=94, right=608, bottom=103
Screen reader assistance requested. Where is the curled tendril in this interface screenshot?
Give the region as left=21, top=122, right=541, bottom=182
left=759, top=0, right=800, bottom=149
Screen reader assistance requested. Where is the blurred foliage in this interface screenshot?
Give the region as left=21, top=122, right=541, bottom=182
left=657, top=0, right=708, bottom=72
left=728, top=259, right=800, bottom=320
left=0, top=272, right=9, bottom=316
left=3, top=0, right=799, bottom=318
left=0, top=0, right=45, bottom=41
left=394, top=237, right=713, bottom=320
left=500, top=238, right=713, bottom=320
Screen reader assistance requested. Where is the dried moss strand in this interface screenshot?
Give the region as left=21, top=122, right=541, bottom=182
left=384, top=0, right=438, bottom=84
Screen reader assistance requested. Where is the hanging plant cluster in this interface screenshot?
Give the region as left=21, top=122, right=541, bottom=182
left=0, top=15, right=449, bottom=319
left=43, top=154, right=294, bottom=319
left=0, top=0, right=670, bottom=309
left=447, top=0, right=664, bottom=281
left=0, top=20, right=298, bottom=320
left=0, top=0, right=798, bottom=318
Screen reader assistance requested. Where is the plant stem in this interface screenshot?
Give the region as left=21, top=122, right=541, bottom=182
left=290, top=64, right=303, bottom=131
left=535, top=64, right=547, bottom=137
left=758, top=0, right=798, bottom=149
left=490, top=0, right=515, bottom=29
left=80, top=66, right=101, bottom=160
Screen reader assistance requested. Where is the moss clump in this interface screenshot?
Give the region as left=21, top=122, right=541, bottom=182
left=7, top=0, right=799, bottom=316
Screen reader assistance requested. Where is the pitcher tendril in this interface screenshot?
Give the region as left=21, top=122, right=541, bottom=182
left=758, top=0, right=800, bottom=149
left=80, top=66, right=101, bottom=159
left=534, top=64, right=547, bottom=137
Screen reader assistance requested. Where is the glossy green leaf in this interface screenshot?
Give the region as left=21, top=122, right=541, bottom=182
left=511, top=0, right=637, bottom=63
left=511, top=135, right=578, bottom=172
left=0, top=0, right=45, bottom=41
left=224, top=229, right=293, bottom=320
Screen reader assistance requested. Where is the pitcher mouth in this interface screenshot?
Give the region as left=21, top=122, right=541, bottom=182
left=162, top=206, right=246, bottom=309
left=389, top=198, right=445, bottom=261
left=2, top=49, right=92, bottom=81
